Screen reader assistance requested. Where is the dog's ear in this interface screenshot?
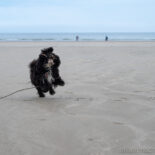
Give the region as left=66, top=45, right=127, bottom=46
left=41, top=49, right=46, bottom=54
left=39, top=54, right=45, bottom=59
left=41, top=47, right=54, bottom=54
left=52, top=53, right=61, bottom=67
left=39, top=54, right=48, bottom=62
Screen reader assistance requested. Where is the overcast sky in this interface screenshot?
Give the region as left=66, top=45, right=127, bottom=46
left=0, top=0, right=154, bottom=32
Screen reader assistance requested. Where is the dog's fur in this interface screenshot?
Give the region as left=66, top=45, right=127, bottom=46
left=29, top=47, right=65, bottom=97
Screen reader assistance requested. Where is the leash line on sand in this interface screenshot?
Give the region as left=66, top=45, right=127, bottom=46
left=0, top=87, right=35, bottom=100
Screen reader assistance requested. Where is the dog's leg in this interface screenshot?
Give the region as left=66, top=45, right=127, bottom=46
left=43, top=79, right=55, bottom=95
left=53, top=77, right=65, bottom=87
left=52, top=67, right=65, bottom=87
left=49, top=86, right=55, bottom=95
left=43, top=78, right=55, bottom=95
left=36, top=87, right=45, bottom=97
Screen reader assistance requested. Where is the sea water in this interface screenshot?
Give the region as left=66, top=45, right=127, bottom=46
left=0, top=32, right=155, bottom=41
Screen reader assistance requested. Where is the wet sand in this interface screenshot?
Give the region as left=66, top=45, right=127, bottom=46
left=0, top=41, right=155, bottom=155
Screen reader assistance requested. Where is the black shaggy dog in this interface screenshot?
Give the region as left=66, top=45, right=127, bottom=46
left=29, top=47, right=65, bottom=97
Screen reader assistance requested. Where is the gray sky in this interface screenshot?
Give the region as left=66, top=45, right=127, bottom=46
left=0, top=0, right=154, bottom=32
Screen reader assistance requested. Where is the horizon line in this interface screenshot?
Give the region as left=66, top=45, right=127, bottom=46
left=0, top=32, right=155, bottom=34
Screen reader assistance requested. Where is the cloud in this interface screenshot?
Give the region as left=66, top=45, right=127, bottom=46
left=0, top=0, right=154, bottom=32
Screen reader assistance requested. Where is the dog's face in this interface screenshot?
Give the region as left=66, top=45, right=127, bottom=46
left=44, top=58, right=54, bottom=69
left=41, top=47, right=53, bottom=58
left=39, top=54, right=54, bottom=70
left=40, top=47, right=56, bottom=70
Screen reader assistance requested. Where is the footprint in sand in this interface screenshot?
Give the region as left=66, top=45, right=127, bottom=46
left=113, top=122, right=124, bottom=125
left=149, top=97, right=155, bottom=100
left=113, top=97, right=128, bottom=102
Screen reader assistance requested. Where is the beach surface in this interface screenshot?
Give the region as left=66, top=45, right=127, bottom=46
left=0, top=41, right=155, bottom=155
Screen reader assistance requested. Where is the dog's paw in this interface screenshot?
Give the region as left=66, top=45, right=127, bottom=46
left=39, top=93, right=45, bottom=97
left=59, top=79, right=65, bottom=86
left=49, top=89, right=55, bottom=95
left=53, top=78, right=65, bottom=87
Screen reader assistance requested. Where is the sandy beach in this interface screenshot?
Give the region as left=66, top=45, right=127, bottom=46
left=0, top=41, right=155, bottom=155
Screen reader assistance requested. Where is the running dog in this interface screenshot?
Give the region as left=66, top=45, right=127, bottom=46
left=29, top=47, right=65, bottom=97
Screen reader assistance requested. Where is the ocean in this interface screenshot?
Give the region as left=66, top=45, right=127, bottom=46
left=0, top=33, right=155, bottom=41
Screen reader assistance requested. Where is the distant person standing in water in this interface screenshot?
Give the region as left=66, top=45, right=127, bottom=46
left=76, top=35, right=79, bottom=41
left=105, top=36, right=108, bottom=41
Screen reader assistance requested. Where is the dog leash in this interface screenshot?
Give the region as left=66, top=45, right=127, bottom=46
left=0, top=87, right=35, bottom=100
